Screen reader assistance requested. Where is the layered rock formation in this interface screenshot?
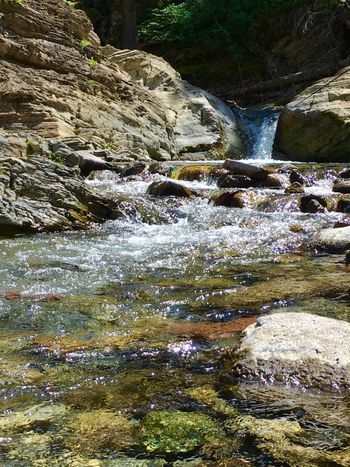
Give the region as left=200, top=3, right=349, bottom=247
left=0, top=156, right=129, bottom=235
left=0, top=0, right=242, bottom=162
left=275, top=66, right=350, bottom=162
left=0, top=0, right=243, bottom=234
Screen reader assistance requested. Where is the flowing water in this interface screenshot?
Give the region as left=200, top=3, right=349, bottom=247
left=0, top=165, right=349, bottom=465
left=234, top=107, right=281, bottom=160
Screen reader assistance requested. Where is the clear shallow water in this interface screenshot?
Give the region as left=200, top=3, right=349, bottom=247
left=0, top=169, right=349, bottom=465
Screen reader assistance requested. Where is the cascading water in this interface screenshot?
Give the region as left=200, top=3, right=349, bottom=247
left=233, top=106, right=281, bottom=160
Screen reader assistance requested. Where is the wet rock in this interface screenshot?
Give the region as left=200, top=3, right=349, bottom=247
left=234, top=312, right=350, bottom=390
left=66, top=410, right=137, bottom=453
left=333, top=180, right=350, bottom=194
left=334, top=216, right=350, bottom=228
left=310, top=226, right=350, bottom=253
left=337, top=196, right=350, bottom=213
left=167, top=316, right=257, bottom=341
left=76, top=152, right=116, bottom=176
left=212, top=191, right=246, bottom=208
left=217, top=174, right=255, bottom=189
left=208, top=168, right=230, bottom=182
left=345, top=251, right=350, bottom=265
left=284, top=182, right=304, bottom=194
left=173, top=165, right=213, bottom=181
left=0, top=156, right=126, bottom=235
left=264, top=174, right=286, bottom=189
left=121, top=162, right=146, bottom=178
left=223, top=160, right=270, bottom=182
left=302, top=199, right=325, bottom=213
left=147, top=180, right=197, bottom=197
left=300, top=194, right=329, bottom=213
left=289, top=170, right=306, bottom=186
left=142, top=410, right=222, bottom=454
left=339, top=168, right=350, bottom=179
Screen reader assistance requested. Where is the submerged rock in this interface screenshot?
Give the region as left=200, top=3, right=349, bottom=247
left=66, top=410, right=137, bottom=454
left=142, top=410, right=222, bottom=454
left=234, top=312, right=350, bottom=390
left=310, top=225, right=350, bottom=253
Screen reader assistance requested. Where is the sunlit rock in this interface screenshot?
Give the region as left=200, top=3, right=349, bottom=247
left=234, top=312, right=350, bottom=390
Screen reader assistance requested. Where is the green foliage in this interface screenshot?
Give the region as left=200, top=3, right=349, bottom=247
left=0, top=0, right=23, bottom=4
left=88, top=57, right=98, bottom=67
left=142, top=410, right=222, bottom=453
left=139, top=0, right=305, bottom=57
left=80, top=38, right=92, bottom=47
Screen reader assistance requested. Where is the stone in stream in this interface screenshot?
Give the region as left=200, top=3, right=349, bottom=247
left=339, top=168, right=350, bottom=179
left=212, top=191, right=246, bottom=208
left=289, top=170, right=306, bottom=186
left=173, top=165, right=213, bottom=181
left=223, top=160, right=270, bottom=182
left=147, top=180, right=198, bottom=197
left=333, top=180, right=350, bottom=194
left=234, top=312, right=350, bottom=390
left=310, top=225, right=350, bottom=253
left=300, top=194, right=329, bottom=213
left=264, top=174, right=286, bottom=189
left=337, top=196, right=350, bottom=213
left=121, top=162, right=146, bottom=178
left=217, top=174, right=255, bottom=189
left=284, top=182, right=304, bottom=194
left=0, top=156, right=127, bottom=235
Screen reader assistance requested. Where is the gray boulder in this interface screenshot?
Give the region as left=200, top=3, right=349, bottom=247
left=234, top=312, right=350, bottom=390
left=310, top=225, right=350, bottom=253
left=0, top=156, right=126, bottom=235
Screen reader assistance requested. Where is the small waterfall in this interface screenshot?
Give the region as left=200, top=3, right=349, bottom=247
left=233, top=107, right=280, bottom=160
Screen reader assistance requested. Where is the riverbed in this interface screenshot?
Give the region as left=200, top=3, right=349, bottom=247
left=0, top=163, right=349, bottom=465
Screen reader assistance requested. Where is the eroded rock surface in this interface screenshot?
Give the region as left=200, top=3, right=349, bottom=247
left=276, top=66, right=350, bottom=162
left=234, top=312, right=350, bottom=390
left=310, top=225, right=350, bottom=253
left=0, top=156, right=126, bottom=235
left=0, top=0, right=242, bottom=162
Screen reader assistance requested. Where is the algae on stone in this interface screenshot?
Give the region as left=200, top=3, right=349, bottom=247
left=142, top=410, right=223, bottom=454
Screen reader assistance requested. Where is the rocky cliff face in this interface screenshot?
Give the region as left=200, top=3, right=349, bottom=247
left=275, top=66, right=350, bottom=162
left=0, top=0, right=243, bottom=235
left=0, top=0, right=242, bottom=162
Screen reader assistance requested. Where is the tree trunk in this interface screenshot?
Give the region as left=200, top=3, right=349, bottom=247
left=122, top=0, right=137, bottom=49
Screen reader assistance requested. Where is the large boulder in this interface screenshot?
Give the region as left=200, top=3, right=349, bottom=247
left=234, top=312, right=350, bottom=390
left=0, top=156, right=127, bottom=235
left=0, top=0, right=243, bottom=163
left=276, top=66, right=350, bottom=162
left=309, top=225, right=350, bottom=253
left=106, top=49, right=244, bottom=159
